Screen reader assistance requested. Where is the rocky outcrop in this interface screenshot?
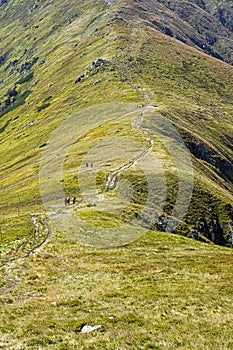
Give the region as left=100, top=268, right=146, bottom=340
left=0, top=55, right=6, bottom=65
left=75, top=74, right=84, bottom=84
left=192, top=0, right=205, bottom=9
left=17, top=57, right=39, bottom=74
left=74, top=59, right=109, bottom=84
left=185, top=136, right=233, bottom=184
left=215, top=7, right=233, bottom=32
left=0, top=0, right=8, bottom=6
left=91, top=58, right=108, bottom=69
left=4, top=57, right=38, bottom=75
left=197, top=214, right=226, bottom=246
left=188, top=142, right=210, bottom=162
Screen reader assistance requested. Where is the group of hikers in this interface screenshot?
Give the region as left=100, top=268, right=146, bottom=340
left=64, top=196, right=76, bottom=206
left=64, top=162, right=94, bottom=207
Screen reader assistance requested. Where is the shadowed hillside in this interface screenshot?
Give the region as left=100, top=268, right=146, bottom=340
left=120, top=0, right=233, bottom=64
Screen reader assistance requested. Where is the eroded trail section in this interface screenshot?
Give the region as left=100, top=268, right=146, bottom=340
left=0, top=278, right=21, bottom=296
left=0, top=217, right=54, bottom=295
left=29, top=218, right=53, bottom=256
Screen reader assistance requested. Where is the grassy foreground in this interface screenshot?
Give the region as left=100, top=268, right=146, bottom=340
left=1, top=226, right=233, bottom=350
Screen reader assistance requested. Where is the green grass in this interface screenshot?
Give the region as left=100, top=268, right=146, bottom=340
left=0, top=1, right=233, bottom=348
left=0, top=0, right=232, bottom=246
left=1, top=230, right=233, bottom=349
left=0, top=11, right=232, bottom=247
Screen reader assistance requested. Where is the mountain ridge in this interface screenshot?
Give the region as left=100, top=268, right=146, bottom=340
left=0, top=1, right=233, bottom=348
left=114, top=0, right=233, bottom=64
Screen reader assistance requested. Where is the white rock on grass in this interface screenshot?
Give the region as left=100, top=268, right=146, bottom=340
left=80, top=325, right=102, bottom=333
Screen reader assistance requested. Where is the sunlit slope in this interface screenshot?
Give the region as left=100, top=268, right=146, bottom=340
left=1, top=231, right=233, bottom=349
left=0, top=0, right=232, bottom=249
left=0, top=2, right=233, bottom=348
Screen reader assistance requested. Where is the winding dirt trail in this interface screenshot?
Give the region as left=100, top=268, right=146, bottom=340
left=71, top=105, right=154, bottom=207
left=0, top=217, right=54, bottom=296
left=105, top=110, right=154, bottom=192
left=0, top=105, right=153, bottom=295
left=0, top=278, right=21, bottom=296
left=28, top=218, right=54, bottom=256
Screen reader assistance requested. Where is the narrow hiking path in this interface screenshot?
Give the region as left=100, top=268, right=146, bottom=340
left=58, top=105, right=155, bottom=210
left=0, top=105, right=154, bottom=295
left=28, top=218, right=54, bottom=256
left=105, top=112, right=154, bottom=191
left=0, top=217, right=54, bottom=295
left=0, top=277, right=21, bottom=296
left=72, top=106, right=155, bottom=208
left=0, top=217, right=54, bottom=268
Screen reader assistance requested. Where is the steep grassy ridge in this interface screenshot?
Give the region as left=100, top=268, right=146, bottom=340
left=0, top=0, right=233, bottom=348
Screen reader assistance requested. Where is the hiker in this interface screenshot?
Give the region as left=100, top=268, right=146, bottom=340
left=90, top=162, right=93, bottom=168
left=72, top=196, right=76, bottom=205
left=67, top=197, right=70, bottom=205
left=64, top=197, right=68, bottom=206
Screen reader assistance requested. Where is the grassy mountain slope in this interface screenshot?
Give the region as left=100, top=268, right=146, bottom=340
left=116, top=0, right=233, bottom=64
left=0, top=0, right=232, bottom=245
left=0, top=0, right=233, bottom=347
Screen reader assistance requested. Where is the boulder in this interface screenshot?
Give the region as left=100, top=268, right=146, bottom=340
left=75, top=76, right=82, bottom=84
left=91, top=58, right=108, bottom=69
